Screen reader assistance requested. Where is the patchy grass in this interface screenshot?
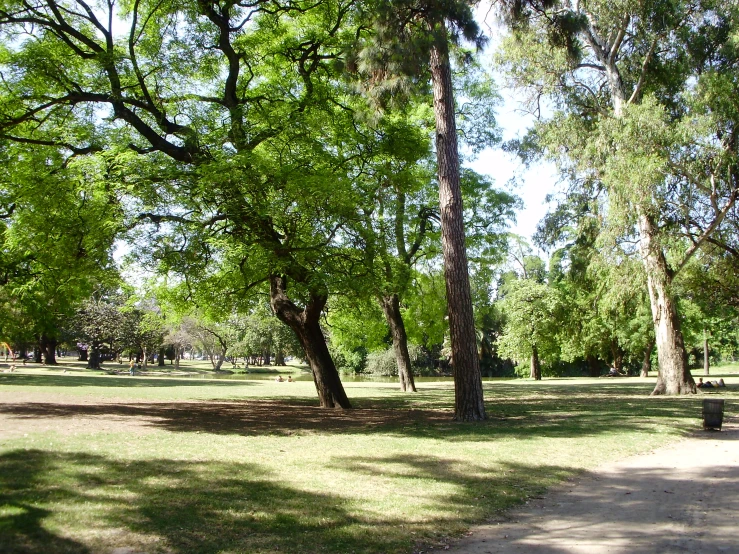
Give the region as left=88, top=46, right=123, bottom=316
left=0, top=363, right=736, bottom=554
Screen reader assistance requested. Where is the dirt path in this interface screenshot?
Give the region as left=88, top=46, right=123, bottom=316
left=447, top=422, right=739, bottom=554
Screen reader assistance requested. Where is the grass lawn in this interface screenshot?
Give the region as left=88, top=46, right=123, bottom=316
left=1, top=359, right=737, bottom=554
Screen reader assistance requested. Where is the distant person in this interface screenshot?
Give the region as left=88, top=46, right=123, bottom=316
left=287, top=376, right=293, bottom=382
left=276, top=375, right=284, bottom=382
left=718, top=378, right=726, bottom=387
left=697, top=378, right=704, bottom=388
left=129, top=358, right=135, bottom=376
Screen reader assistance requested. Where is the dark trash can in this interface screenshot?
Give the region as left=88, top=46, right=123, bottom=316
left=702, top=399, right=724, bottom=430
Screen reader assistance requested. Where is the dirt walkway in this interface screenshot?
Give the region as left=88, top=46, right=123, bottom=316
left=448, top=422, right=739, bottom=554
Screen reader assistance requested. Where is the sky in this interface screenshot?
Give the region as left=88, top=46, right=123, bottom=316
left=465, top=91, right=559, bottom=244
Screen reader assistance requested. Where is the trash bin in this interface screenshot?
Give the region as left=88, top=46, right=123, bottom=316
left=702, top=399, right=724, bottom=430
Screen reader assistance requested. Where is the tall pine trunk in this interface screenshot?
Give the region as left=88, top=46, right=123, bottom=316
left=269, top=275, right=351, bottom=409
left=429, top=28, right=485, bottom=421
left=380, top=293, right=416, bottom=392
left=638, top=212, right=695, bottom=394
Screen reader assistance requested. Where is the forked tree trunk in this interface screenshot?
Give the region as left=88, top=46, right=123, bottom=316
left=638, top=212, right=696, bottom=395
left=430, top=28, right=485, bottom=421
left=380, top=293, right=417, bottom=392
left=703, top=330, right=710, bottom=376
left=530, top=344, right=542, bottom=380
left=269, top=275, right=351, bottom=409
left=641, top=340, right=655, bottom=378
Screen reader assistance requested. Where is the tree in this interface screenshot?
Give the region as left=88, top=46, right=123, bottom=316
left=497, top=277, right=562, bottom=379
left=0, top=0, right=368, bottom=408
left=356, top=0, right=494, bottom=419
left=498, top=0, right=739, bottom=394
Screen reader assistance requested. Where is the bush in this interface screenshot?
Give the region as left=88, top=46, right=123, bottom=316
left=365, top=344, right=441, bottom=377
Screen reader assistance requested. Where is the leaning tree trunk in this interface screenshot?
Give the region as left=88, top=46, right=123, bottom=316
left=703, top=330, right=710, bottom=376
left=380, top=293, right=417, bottom=392
left=641, top=340, right=655, bottom=378
left=638, top=212, right=695, bottom=395
left=430, top=29, right=485, bottom=421
left=530, top=344, right=542, bottom=380
left=269, top=275, right=351, bottom=409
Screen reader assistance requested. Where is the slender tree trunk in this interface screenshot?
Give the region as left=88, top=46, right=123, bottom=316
left=380, top=293, right=417, bottom=392
left=530, top=344, right=542, bottom=380
left=641, top=340, right=655, bottom=378
left=33, top=339, right=43, bottom=363
left=703, top=330, right=710, bottom=376
left=638, top=212, right=696, bottom=395
left=142, top=347, right=148, bottom=371
left=174, top=347, right=180, bottom=370
left=429, top=28, right=485, bottom=421
left=269, top=275, right=351, bottom=408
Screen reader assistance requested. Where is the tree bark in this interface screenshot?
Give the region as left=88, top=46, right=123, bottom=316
left=380, top=293, right=417, bottom=392
left=641, top=339, right=655, bottom=378
left=638, top=212, right=696, bottom=394
left=429, top=28, right=485, bottom=421
left=703, top=330, right=710, bottom=376
left=158, top=347, right=166, bottom=367
left=263, top=350, right=271, bottom=366
left=275, top=350, right=285, bottom=366
left=269, top=275, right=351, bottom=408
left=42, top=336, right=57, bottom=364
left=530, top=344, right=542, bottom=380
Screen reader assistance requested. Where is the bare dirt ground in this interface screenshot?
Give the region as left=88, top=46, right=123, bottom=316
left=447, top=420, right=739, bottom=554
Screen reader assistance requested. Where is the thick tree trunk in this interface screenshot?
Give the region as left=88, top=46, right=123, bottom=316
left=158, top=347, right=166, bottom=367
left=703, top=330, right=710, bottom=376
left=43, top=336, right=57, bottom=364
left=87, top=346, right=101, bottom=369
left=430, top=29, right=485, bottom=421
left=269, top=275, right=351, bottom=408
left=530, top=344, right=542, bottom=380
left=275, top=350, right=285, bottom=366
left=33, top=344, right=42, bottom=363
left=641, top=340, right=655, bottom=378
left=263, top=350, right=271, bottom=366
left=380, top=293, right=417, bottom=392
left=213, top=349, right=226, bottom=371
left=638, top=212, right=696, bottom=395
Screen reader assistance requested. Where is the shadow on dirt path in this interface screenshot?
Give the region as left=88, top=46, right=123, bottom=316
left=447, top=422, right=739, bottom=554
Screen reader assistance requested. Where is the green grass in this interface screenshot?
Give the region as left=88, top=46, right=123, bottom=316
left=0, top=361, right=737, bottom=554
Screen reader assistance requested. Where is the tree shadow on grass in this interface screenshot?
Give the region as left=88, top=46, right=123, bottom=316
left=0, top=448, right=561, bottom=554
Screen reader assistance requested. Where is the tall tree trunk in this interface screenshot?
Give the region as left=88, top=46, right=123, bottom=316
left=638, top=212, right=696, bottom=395
left=530, top=344, right=542, bottom=380
left=269, top=275, right=351, bottom=409
left=429, top=29, right=485, bottom=421
left=158, top=347, right=166, bottom=367
left=380, top=293, right=417, bottom=392
left=641, top=339, right=655, bottom=378
left=174, top=347, right=180, bottom=370
left=263, top=350, right=271, bottom=366
left=142, top=346, right=148, bottom=371
left=43, top=335, right=57, bottom=365
left=703, top=330, right=710, bottom=376
left=275, top=350, right=285, bottom=366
